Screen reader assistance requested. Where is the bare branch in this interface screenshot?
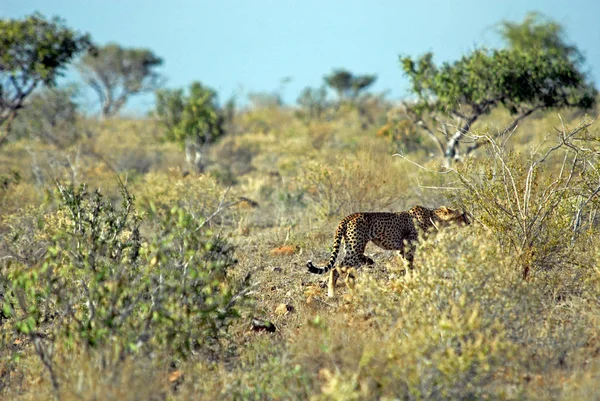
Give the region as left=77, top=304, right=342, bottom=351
left=392, top=152, right=453, bottom=174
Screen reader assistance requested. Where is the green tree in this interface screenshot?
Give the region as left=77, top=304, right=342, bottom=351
left=498, top=12, right=582, bottom=63
left=324, top=68, right=377, bottom=101
left=155, top=81, right=224, bottom=172
left=0, top=13, right=90, bottom=146
left=401, top=15, right=596, bottom=166
left=77, top=43, right=163, bottom=118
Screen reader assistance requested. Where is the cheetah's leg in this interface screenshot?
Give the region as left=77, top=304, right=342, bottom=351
left=327, top=237, right=370, bottom=297
left=400, top=234, right=418, bottom=269
left=405, top=245, right=415, bottom=269
left=340, top=235, right=371, bottom=268
left=327, top=266, right=357, bottom=298
left=327, top=268, right=338, bottom=298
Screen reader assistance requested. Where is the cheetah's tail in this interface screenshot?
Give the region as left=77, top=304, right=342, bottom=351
left=307, top=260, right=328, bottom=274
left=307, top=218, right=347, bottom=275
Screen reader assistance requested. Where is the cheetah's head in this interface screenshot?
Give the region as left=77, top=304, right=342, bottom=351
left=434, top=206, right=470, bottom=226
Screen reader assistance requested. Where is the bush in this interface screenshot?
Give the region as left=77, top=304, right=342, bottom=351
left=1, top=181, right=248, bottom=394
left=451, top=117, right=600, bottom=279
left=377, top=107, right=426, bottom=153
left=299, top=152, right=414, bottom=218
left=295, top=85, right=328, bottom=125
left=155, top=81, right=224, bottom=147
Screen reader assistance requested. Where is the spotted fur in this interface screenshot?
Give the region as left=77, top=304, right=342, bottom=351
left=307, top=205, right=469, bottom=276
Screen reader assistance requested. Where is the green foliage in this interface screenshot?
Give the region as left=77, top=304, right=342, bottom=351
left=402, top=49, right=595, bottom=117
left=10, top=85, right=80, bottom=146
left=498, top=12, right=582, bottom=63
left=1, top=181, right=244, bottom=360
left=400, top=14, right=596, bottom=165
left=78, top=43, right=163, bottom=118
left=324, top=68, right=377, bottom=101
left=0, top=13, right=90, bottom=138
left=295, top=85, right=328, bottom=124
left=155, top=81, right=224, bottom=147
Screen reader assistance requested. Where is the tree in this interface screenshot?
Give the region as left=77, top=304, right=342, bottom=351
left=400, top=15, right=596, bottom=166
left=155, top=81, right=224, bottom=172
left=247, top=91, right=282, bottom=109
left=78, top=43, right=163, bottom=118
left=324, top=68, right=377, bottom=101
left=0, top=13, right=90, bottom=146
left=296, top=85, right=328, bottom=124
left=11, top=85, right=81, bottom=147
left=498, top=12, right=582, bottom=63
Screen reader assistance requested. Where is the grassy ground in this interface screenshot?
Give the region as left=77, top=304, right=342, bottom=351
left=1, top=104, right=599, bottom=400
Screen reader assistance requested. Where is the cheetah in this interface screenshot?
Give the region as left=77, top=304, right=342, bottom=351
left=307, top=205, right=469, bottom=297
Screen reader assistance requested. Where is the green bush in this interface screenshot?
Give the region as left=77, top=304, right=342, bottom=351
left=155, top=81, right=224, bottom=147
left=1, top=181, right=248, bottom=394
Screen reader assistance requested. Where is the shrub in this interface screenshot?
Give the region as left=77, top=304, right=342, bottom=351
left=295, top=85, right=329, bottom=125
left=1, top=181, right=248, bottom=395
left=451, top=117, right=600, bottom=279
left=299, top=152, right=414, bottom=218
left=377, top=107, right=425, bottom=153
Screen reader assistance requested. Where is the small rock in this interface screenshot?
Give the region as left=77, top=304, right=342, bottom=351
left=275, top=303, right=294, bottom=316
left=251, top=318, right=277, bottom=333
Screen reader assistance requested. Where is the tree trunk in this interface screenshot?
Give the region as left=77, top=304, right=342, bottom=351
left=184, top=138, right=204, bottom=173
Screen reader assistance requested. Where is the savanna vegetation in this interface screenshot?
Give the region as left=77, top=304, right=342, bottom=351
left=1, top=11, right=600, bottom=401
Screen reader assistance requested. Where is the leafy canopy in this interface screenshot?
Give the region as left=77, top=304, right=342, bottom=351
left=324, top=68, right=377, bottom=100
left=155, top=81, right=224, bottom=147
left=400, top=13, right=596, bottom=165
left=78, top=43, right=163, bottom=118
left=498, top=12, right=582, bottom=63
left=0, top=13, right=90, bottom=140
left=402, top=48, right=595, bottom=118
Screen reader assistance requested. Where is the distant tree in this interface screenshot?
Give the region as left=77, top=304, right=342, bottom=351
left=155, top=81, right=224, bottom=172
left=400, top=15, right=596, bottom=167
left=0, top=13, right=91, bottom=147
left=498, top=12, right=582, bottom=63
left=78, top=43, right=163, bottom=118
left=248, top=91, right=282, bottom=109
left=324, top=68, right=377, bottom=101
left=11, top=85, right=81, bottom=147
left=296, top=85, right=328, bottom=124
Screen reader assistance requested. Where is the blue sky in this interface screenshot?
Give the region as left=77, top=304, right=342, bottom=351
left=2, top=0, right=600, bottom=113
